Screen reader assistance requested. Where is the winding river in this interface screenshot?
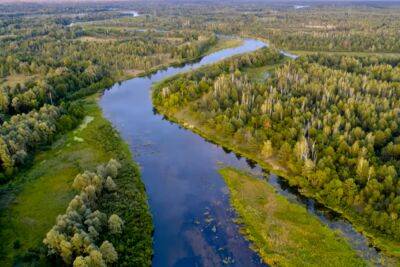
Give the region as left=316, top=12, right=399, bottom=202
left=99, top=39, right=382, bottom=266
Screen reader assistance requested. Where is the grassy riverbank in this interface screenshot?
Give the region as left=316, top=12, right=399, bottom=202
left=0, top=94, right=153, bottom=266
left=158, top=104, right=400, bottom=266
left=219, top=168, right=366, bottom=266
left=155, top=101, right=400, bottom=265
left=0, top=36, right=245, bottom=265
left=152, top=59, right=400, bottom=264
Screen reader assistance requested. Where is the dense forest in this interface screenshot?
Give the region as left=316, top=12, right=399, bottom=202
left=0, top=5, right=218, bottom=181
left=119, top=2, right=400, bottom=53
left=153, top=48, right=400, bottom=253
left=0, top=2, right=221, bottom=265
left=2, top=0, right=400, bottom=265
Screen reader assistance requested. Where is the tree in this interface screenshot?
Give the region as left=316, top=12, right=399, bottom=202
left=100, top=241, right=118, bottom=264
left=105, top=176, right=117, bottom=191
left=59, top=240, right=73, bottom=264
left=105, top=158, right=121, bottom=179
left=294, top=137, right=309, bottom=161
left=44, top=161, right=122, bottom=264
left=356, top=157, right=370, bottom=183
left=261, top=140, right=274, bottom=158
left=87, top=250, right=106, bottom=267
left=73, top=256, right=88, bottom=267
left=0, top=137, right=13, bottom=175
left=108, top=214, right=124, bottom=234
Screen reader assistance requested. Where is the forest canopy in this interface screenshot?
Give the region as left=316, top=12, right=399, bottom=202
left=154, top=48, right=400, bottom=243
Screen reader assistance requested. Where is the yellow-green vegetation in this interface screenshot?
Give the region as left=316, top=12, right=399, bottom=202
left=77, top=36, right=118, bottom=42
left=152, top=47, right=400, bottom=262
left=118, top=37, right=244, bottom=81
left=43, top=159, right=123, bottom=265
left=160, top=106, right=400, bottom=264
left=289, top=50, right=400, bottom=57
left=0, top=94, right=152, bottom=266
left=0, top=74, right=36, bottom=87
left=207, top=38, right=244, bottom=54
left=0, top=29, right=239, bottom=265
left=243, top=59, right=290, bottom=81
left=219, top=168, right=366, bottom=266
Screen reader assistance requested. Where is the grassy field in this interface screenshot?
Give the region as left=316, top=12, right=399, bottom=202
left=219, top=168, right=367, bottom=266
left=0, top=94, right=152, bottom=266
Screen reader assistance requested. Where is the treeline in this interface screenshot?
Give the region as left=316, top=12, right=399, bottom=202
left=44, top=159, right=122, bottom=266
left=154, top=49, right=400, bottom=241
left=0, top=63, right=110, bottom=117
left=262, top=31, right=400, bottom=53
left=305, top=54, right=400, bottom=82
left=6, top=106, right=153, bottom=266
left=153, top=47, right=283, bottom=108
left=175, top=35, right=217, bottom=60
left=0, top=102, right=84, bottom=181
left=0, top=17, right=218, bottom=79
left=0, top=9, right=220, bottom=181
left=126, top=4, right=400, bottom=53
left=0, top=58, right=112, bottom=182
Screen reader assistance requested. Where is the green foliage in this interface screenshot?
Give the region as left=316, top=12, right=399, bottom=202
left=147, top=4, right=400, bottom=53
left=219, top=168, right=367, bottom=266
left=43, top=159, right=122, bottom=265
left=153, top=47, right=283, bottom=109
left=0, top=95, right=153, bottom=266
left=0, top=105, right=61, bottom=177
left=0, top=4, right=221, bottom=181
left=154, top=47, right=400, bottom=255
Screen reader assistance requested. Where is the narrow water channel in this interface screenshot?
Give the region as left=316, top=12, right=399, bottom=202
left=99, top=39, right=381, bottom=266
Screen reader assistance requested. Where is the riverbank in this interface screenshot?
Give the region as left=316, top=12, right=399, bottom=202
left=100, top=38, right=271, bottom=266
left=219, top=168, right=366, bottom=266
left=152, top=63, right=400, bottom=264
left=0, top=36, right=246, bottom=265
left=116, top=37, right=244, bottom=82
left=0, top=94, right=153, bottom=266
left=155, top=101, right=400, bottom=265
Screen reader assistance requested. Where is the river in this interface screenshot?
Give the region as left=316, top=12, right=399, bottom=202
left=99, top=39, right=382, bottom=266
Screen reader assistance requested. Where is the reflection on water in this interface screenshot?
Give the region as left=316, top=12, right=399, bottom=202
left=120, top=10, right=140, bottom=17
left=100, top=39, right=382, bottom=266
left=100, top=40, right=267, bottom=267
left=294, top=5, right=310, bottom=10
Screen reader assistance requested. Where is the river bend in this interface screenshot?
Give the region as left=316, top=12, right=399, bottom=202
left=100, top=39, right=381, bottom=266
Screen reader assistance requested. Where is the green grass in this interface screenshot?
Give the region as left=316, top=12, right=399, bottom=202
left=219, top=168, right=366, bottom=267
left=0, top=94, right=152, bottom=266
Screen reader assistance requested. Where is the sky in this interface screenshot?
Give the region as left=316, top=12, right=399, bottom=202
left=1, top=0, right=399, bottom=3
